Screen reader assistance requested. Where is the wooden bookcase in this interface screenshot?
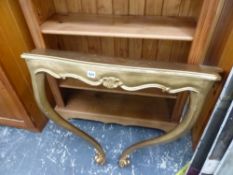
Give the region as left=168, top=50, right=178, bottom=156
left=19, top=0, right=223, bottom=133
left=0, top=0, right=47, bottom=131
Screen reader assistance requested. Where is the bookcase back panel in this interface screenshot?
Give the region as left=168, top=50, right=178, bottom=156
left=36, top=0, right=202, bottom=63
left=52, top=0, right=203, bottom=19
left=45, top=35, right=191, bottom=63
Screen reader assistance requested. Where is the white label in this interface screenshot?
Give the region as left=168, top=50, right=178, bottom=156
left=87, top=70, right=96, bottom=79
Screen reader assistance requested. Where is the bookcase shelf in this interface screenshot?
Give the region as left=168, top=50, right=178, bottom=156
left=55, top=90, right=178, bottom=132
left=41, top=14, right=196, bottom=41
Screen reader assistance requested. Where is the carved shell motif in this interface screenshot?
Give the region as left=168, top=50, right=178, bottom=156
left=101, top=77, right=123, bottom=89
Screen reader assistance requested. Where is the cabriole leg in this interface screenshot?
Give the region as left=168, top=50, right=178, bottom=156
left=119, top=92, right=206, bottom=167
left=32, top=73, right=106, bottom=165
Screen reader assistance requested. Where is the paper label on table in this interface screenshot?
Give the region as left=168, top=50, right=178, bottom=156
left=87, top=70, right=96, bottom=79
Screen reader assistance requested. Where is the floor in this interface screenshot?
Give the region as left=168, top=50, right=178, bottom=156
left=0, top=120, right=193, bottom=175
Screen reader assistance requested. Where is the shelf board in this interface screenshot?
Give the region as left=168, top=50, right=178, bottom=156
left=55, top=90, right=178, bottom=132
left=59, top=78, right=177, bottom=99
left=41, top=14, right=196, bottom=41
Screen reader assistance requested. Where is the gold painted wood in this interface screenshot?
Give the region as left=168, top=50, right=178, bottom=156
left=22, top=49, right=221, bottom=167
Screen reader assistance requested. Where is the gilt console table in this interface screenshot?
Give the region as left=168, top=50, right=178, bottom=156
left=22, top=49, right=221, bottom=167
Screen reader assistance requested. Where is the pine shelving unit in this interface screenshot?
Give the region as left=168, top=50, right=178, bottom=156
left=19, top=0, right=223, bottom=134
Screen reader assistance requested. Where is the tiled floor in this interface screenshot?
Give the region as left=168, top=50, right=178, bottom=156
left=0, top=120, right=193, bottom=175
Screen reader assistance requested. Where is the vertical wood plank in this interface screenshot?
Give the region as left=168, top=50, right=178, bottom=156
left=81, top=0, right=97, bottom=13
left=53, top=0, right=68, bottom=14
left=158, top=0, right=182, bottom=62
left=77, top=36, right=89, bottom=53
left=142, top=40, right=158, bottom=60
left=44, top=35, right=60, bottom=49
left=66, top=0, right=84, bottom=54
left=179, top=0, right=202, bottom=19
left=101, top=38, right=115, bottom=56
left=113, top=0, right=129, bottom=58
left=87, top=37, right=102, bottom=54
left=170, top=41, right=191, bottom=63
left=143, top=0, right=163, bottom=60
left=145, top=0, right=163, bottom=15
left=129, top=0, right=145, bottom=15
left=129, top=39, right=142, bottom=59
left=188, top=0, right=223, bottom=64
left=19, top=0, right=46, bottom=48
left=189, top=0, right=204, bottom=19
left=57, top=35, right=78, bottom=51
left=67, top=0, right=82, bottom=13
left=31, top=0, right=55, bottom=24
left=113, top=0, right=129, bottom=15
left=97, top=0, right=112, bottom=14
left=179, top=0, right=192, bottom=17
left=162, top=0, right=182, bottom=16
left=169, top=0, right=194, bottom=63
left=128, top=0, right=144, bottom=59
left=81, top=0, right=101, bottom=54
left=97, top=0, right=114, bottom=56
left=157, top=40, right=173, bottom=62
left=60, top=35, right=88, bottom=53
left=114, top=38, right=129, bottom=58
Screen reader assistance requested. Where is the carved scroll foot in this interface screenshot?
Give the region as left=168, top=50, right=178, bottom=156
left=32, top=73, right=106, bottom=165
left=95, top=150, right=106, bottom=165
left=119, top=155, right=130, bottom=168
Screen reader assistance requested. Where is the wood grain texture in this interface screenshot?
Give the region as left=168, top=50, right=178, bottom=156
left=188, top=0, right=224, bottom=64
left=170, top=41, right=191, bottom=63
left=145, top=0, right=163, bottom=16
left=114, top=38, right=129, bottom=58
left=53, top=0, right=68, bottom=14
left=142, top=40, right=158, bottom=60
left=128, top=0, right=144, bottom=59
left=67, top=0, right=82, bottom=13
left=0, top=65, right=26, bottom=127
left=19, top=0, right=65, bottom=108
left=113, top=0, right=129, bottom=58
left=162, top=0, right=182, bottom=16
left=81, top=0, right=97, bottom=13
left=192, top=0, right=233, bottom=147
left=0, top=0, right=47, bottom=130
left=19, top=0, right=47, bottom=48
left=81, top=0, right=102, bottom=55
left=179, top=0, right=203, bottom=18
left=113, top=0, right=128, bottom=15
left=157, top=40, right=173, bottom=62
left=97, top=0, right=114, bottom=56
left=56, top=90, right=178, bottom=132
left=129, top=0, right=145, bottom=15
left=97, top=0, right=112, bottom=14
left=143, top=0, right=163, bottom=60
left=41, top=14, right=196, bottom=40
left=31, top=0, right=55, bottom=24
left=41, top=0, right=202, bottom=62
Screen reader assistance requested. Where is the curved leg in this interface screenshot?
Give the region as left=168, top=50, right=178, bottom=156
left=119, top=92, right=206, bottom=167
left=32, top=73, right=106, bottom=165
